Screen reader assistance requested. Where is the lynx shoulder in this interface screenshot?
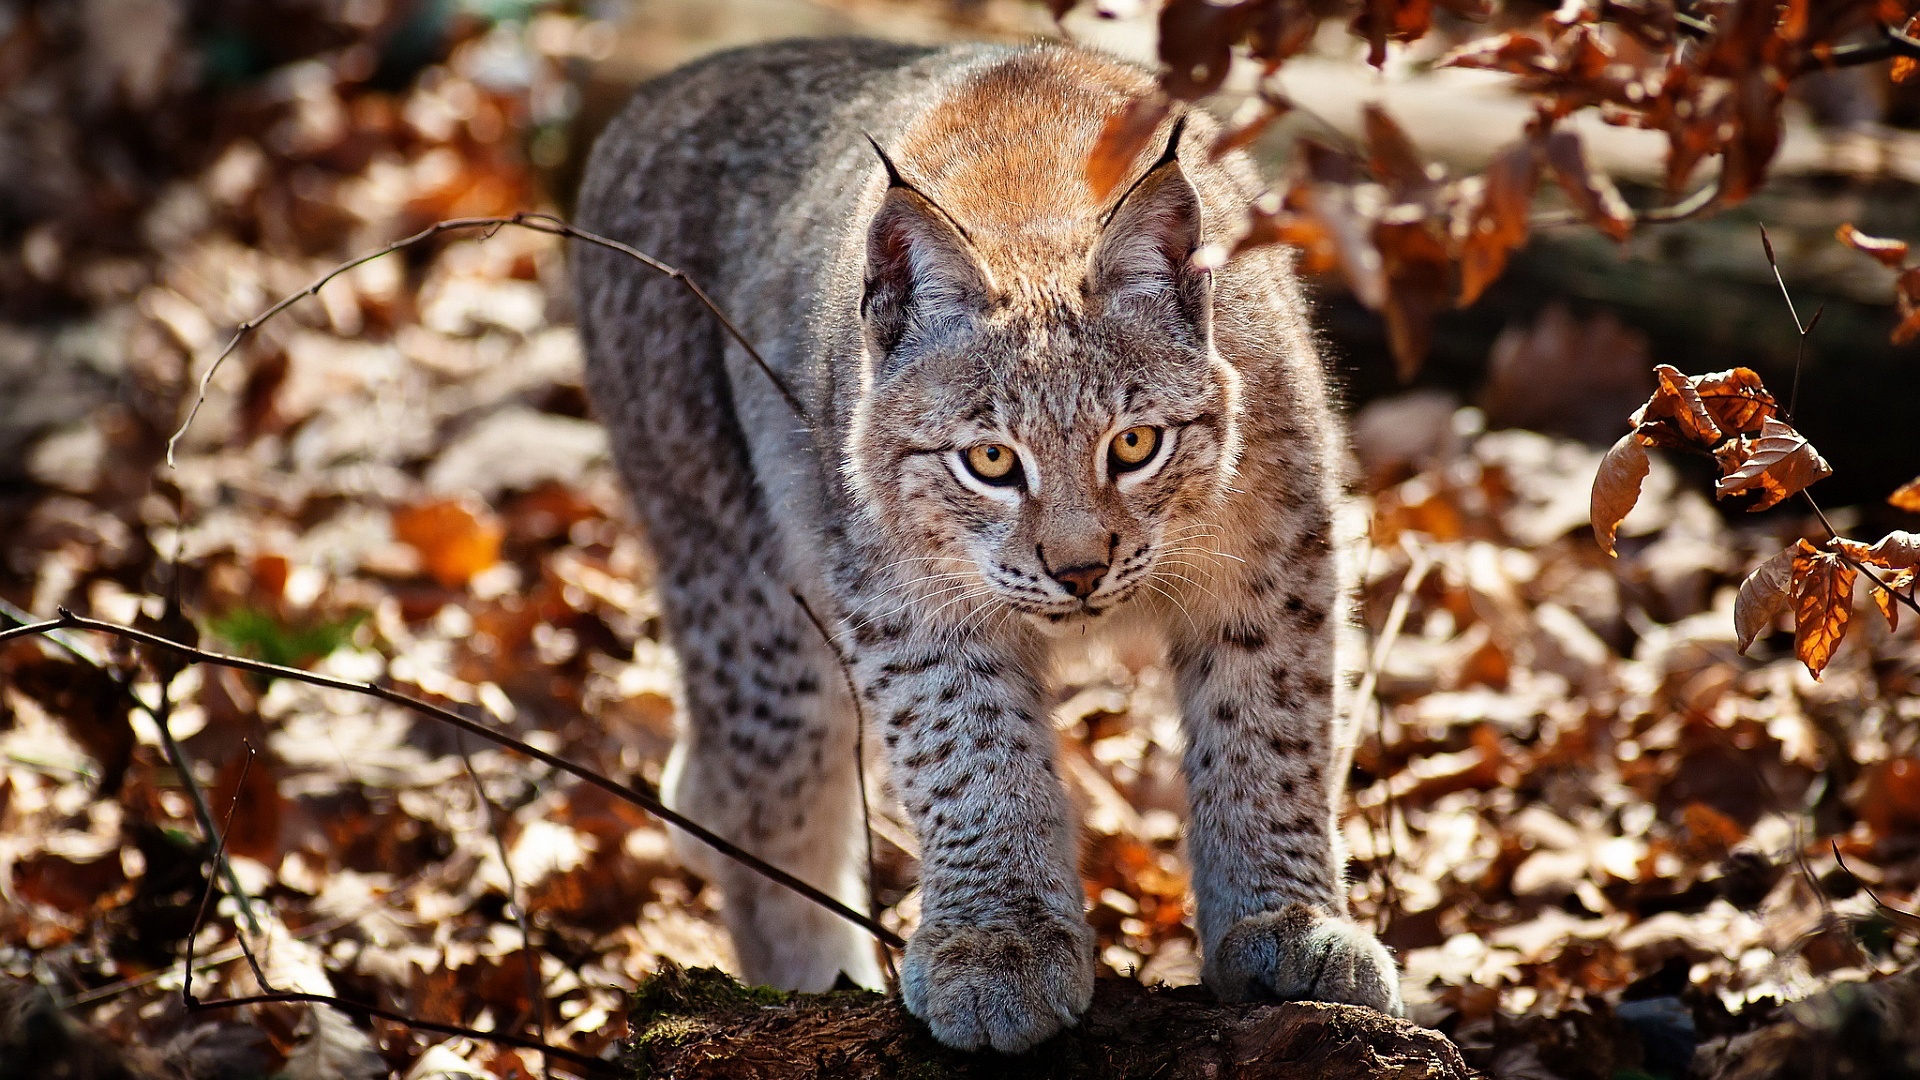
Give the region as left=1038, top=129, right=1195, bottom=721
left=573, top=37, right=1400, bottom=1053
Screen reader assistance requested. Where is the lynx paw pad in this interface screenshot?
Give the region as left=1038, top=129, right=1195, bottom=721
left=902, top=916, right=1096, bottom=1053
left=1206, top=904, right=1403, bottom=1016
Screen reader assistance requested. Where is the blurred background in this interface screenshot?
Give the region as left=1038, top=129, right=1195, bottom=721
left=2, top=2, right=1918, bottom=1078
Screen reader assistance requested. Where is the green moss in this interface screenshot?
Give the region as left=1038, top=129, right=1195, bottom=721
left=630, top=963, right=790, bottom=1021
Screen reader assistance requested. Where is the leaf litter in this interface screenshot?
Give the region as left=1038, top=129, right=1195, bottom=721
left=2, top=3, right=1920, bottom=1079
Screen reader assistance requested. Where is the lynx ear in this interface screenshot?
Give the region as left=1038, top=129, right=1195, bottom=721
left=1088, top=120, right=1210, bottom=344
left=861, top=142, right=992, bottom=363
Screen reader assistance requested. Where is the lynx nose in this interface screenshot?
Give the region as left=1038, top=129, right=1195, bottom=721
left=1050, top=562, right=1108, bottom=599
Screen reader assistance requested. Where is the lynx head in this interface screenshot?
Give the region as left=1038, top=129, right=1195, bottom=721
left=846, top=120, right=1244, bottom=628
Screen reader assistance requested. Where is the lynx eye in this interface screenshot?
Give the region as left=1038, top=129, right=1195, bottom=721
left=962, top=443, right=1022, bottom=486
left=1109, top=426, right=1162, bottom=472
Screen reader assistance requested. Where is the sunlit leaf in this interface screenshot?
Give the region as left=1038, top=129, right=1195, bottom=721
left=1892, top=475, right=1920, bottom=512
left=1792, top=539, right=1856, bottom=680
left=1713, top=417, right=1832, bottom=511
left=1459, top=138, right=1539, bottom=306
left=1734, top=544, right=1795, bottom=653
left=1837, top=223, right=1910, bottom=269
left=1590, top=432, right=1649, bottom=557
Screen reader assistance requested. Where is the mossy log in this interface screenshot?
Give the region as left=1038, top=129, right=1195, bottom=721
left=623, top=966, right=1477, bottom=1079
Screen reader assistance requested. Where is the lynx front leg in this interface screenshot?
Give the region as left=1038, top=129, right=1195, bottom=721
left=854, top=630, right=1094, bottom=1053
left=1171, top=547, right=1402, bottom=1016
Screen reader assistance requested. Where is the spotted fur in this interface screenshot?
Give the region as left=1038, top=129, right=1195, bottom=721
left=573, top=37, right=1401, bottom=1053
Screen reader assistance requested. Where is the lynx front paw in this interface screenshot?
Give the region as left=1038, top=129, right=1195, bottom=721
left=901, top=916, right=1096, bottom=1053
left=1205, top=904, right=1404, bottom=1016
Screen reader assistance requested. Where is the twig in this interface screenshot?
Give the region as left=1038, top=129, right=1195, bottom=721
left=1530, top=179, right=1720, bottom=230
left=1352, top=541, right=1430, bottom=932
left=459, top=735, right=552, bottom=1080
left=183, top=744, right=265, bottom=1006
left=146, top=623, right=263, bottom=937
left=189, top=990, right=615, bottom=1075
left=2, top=609, right=905, bottom=950
left=165, top=211, right=806, bottom=467
left=1831, top=843, right=1920, bottom=936
left=791, top=590, right=902, bottom=992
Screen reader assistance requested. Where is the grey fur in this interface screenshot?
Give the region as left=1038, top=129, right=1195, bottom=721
left=573, top=37, right=1401, bottom=1053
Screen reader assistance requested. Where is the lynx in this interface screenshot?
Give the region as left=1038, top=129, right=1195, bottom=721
left=573, top=37, right=1401, bottom=1052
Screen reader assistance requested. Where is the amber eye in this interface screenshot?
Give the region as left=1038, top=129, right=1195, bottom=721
left=963, top=443, right=1022, bottom=486
left=1109, top=426, right=1162, bottom=472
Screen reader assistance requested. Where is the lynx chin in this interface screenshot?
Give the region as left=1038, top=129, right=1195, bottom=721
left=574, top=37, right=1401, bottom=1053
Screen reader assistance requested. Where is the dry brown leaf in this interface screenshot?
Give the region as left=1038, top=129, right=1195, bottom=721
left=393, top=498, right=504, bottom=588
left=1866, top=531, right=1920, bottom=570
left=1713, top=417, right=1832, bottom=511
left=1590, top=432, right=1649, bottom=557
left=1691, top=367, right=1776, bottom=436
left=1735, top=543, right=1796, bottom=653
left=1373, top=217, right=1452, bottom=381
left=1891, top=475, right=1920, bottom=512
left=1792, top=539, right=1857, bottom=680
left=1837, top=223, right=1910, bottom=269
left=1544, top=129, right=1633, bottom=242
left=1458, top=138, right=1539, bottom=306
left=1159, top=0, right=1253, bottom=100
left=1087, top=96, right=1171, bottom=202
left=1632, top=363, right=1721, bottom=450
left=1363, top=103, right=1431, bottom=199
left=1874, top=568, right=1914, bottom=631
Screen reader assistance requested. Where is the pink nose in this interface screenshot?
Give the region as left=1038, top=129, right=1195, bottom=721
left=1050, top=563, right=1108, bottom=599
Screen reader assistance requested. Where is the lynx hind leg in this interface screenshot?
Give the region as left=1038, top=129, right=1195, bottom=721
left=655, top=554, right=884, bottom=993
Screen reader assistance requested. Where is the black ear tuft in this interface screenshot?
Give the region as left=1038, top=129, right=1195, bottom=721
left=865, top=132, right=908, bottom=189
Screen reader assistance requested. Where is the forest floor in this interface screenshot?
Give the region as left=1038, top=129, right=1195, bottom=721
left=2, top=3, right=1919, bottom=1079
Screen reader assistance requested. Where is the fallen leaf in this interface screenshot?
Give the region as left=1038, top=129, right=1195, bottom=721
left=1734, top=543, right=1796, bottom=653
left=1590, top=432, right=1649, bottom=557
left=1792, top=539, right=1856, bottom=679
left=1713, top=417, right=1832, bottom=511
left=392, top=498, right=504, bottom=588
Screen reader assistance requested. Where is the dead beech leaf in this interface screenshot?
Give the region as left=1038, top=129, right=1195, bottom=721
left=1159, top=0, right=1253, bottom=100
left=1792, top=539, right=1856, bottom=680
left=1632, top=363, right=1721, bottom=450
left=1875, top=568, right=1914, bottom=631
left=393, top=498, right=504, bottom=588
left=1459, top=138, right=1539, bottom=306
left=1210, top=93, right=1290, bottom=161
left=1866, top=530, right=1920, bottom=570
left=1692, top=367, right=1776, bottom=436
left=1590, top=432, right=1649, bottom=557
left=1373, top=217, right=1452, bottom=381
left=1896, top=267, right=1920, bottom=345
left=1713, top=417, right=1832, bottom=511
left=1734, top=543, right=1795, bottom=653
left=1544, top=129, right=1632, bottom=242
left=1088, top=96, right=1171, bottom=202
left=1837, top=223, right=1910, bottom=269
left=1891, top=475, right=1920, bottom=511
left=1363, top=104, right=1431, bottom=199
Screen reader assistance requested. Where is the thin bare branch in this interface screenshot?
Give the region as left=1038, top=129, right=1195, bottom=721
left=165, top=211, right=807, bottom=467
left=791, top=590, right=901, bottom=992
left=9, top=609, right=903, bottom=949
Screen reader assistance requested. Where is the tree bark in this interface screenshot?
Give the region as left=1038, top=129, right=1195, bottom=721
left=624, top=966, right=1478, bottom=1079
